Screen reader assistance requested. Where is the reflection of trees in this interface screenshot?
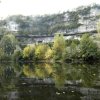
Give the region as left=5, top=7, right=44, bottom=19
left=52, top=63, right=66, bottom=88
left=23, top=63, right=53, bottom=79
left=0, top=63, right=18, bottom=99
left=34, top=64, right=48, bottom=78
left=77, top=64, right=99, bottom=87
left=23, top=64, right=35, bottom=78
left=44, top=63, right=53, bottom=75
left=22, top=63, right=99, bottom=88
left=64, top=63, right=99, bottom=87
left=64, top=64, right=82, bottom=80
left=13, top=62, right=23, bottom=76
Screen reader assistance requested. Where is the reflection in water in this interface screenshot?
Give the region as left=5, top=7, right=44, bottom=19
left=0, top=62, right=100, bottom=99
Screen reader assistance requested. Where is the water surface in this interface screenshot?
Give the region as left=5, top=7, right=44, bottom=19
left=0, top=62, right=100, bottom=100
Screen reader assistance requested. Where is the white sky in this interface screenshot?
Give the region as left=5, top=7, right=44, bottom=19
left=0, top=0, right=100, bottom=18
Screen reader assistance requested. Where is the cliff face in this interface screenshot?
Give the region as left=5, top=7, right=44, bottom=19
left=0, top=4, right=100, bottom=35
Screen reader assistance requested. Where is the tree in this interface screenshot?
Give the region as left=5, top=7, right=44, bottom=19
left=77, top=6, right=91, bottom=16
left=13, top=46, right=23, bottom=61
left=97, top=21, right=100, bottom=34
left=0, top=34, right=17, bottom=55
left=67, top=11, right=80, bottom=30
left=67, top=41, right=80, bottom=60
left=45, top=48, right=53, bottom=60
left=23, top=44, right=35, bottom=60
left=80, top=34, right=98, bottom=60
left=53, top=34, right=66, bottom=61
left=35, top=44, right=48, bottom=60
left=0, top=48, right=5, bottom=60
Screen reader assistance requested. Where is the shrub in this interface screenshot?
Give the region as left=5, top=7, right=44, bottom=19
left=13, top=49, right=23, bottom=61
left=45, top=48, right=53, bottom=60
left=80, top=34, right=99, bottom=61
left=23, top=44, right=35, bottom=60
left=53, top=34, right=66, bottom=61
left=35, top=44, right=49, bottom=60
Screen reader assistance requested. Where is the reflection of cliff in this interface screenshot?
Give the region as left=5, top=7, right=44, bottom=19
left=16, top=78, right=100, bottom=100
left=0, top=77, right=100, bottom=100
left=17, top=82, right=81, bottom=100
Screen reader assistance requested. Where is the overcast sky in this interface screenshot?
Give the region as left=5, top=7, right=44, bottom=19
left=0, top=0, right=100, bottom=18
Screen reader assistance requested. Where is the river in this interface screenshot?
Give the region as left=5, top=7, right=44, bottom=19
left=0, top=62, right=100, bottom=100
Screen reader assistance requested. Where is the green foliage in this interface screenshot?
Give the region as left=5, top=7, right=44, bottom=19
left=35, top=44, right=49, bottom=60
left=13, top=46, right=23, bottom=61
left=45, top=48, right=53, bottom=60
left=0, top=34, right=17, bottom=55
left=67, top=11, right=80, bottom=29
left=97, top=21, right=100, bottom=33
left=0, top=48, right=5, bottom=60
left=23, top=64, right=35, bottom=78
left=80, top=34, right=98, bottom=60
left=66, top=39, right=80, bottom=46
left=0, top=47, right=11, bottom=61
left=53, top=34, right=66, bottom=61
left=68, top=42, right=80, bottom=59
left=49, top=23, right=67, bottom=33
left=62, top=41, right=80, bottom=61
left=23, top=44, right=35, bottom=60
left=77, top=6, right=91, bottom=16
